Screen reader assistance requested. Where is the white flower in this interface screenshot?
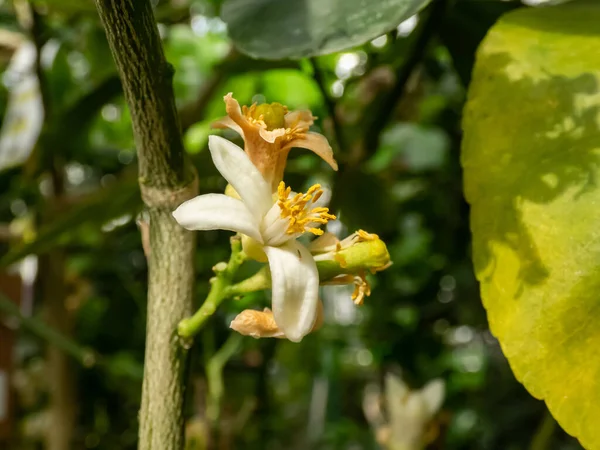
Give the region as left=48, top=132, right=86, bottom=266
left=172, top=135, right=336, bottom=342
left=363, top=373, right=445, bottom=450
left=0, top=41, right=44, bottom=172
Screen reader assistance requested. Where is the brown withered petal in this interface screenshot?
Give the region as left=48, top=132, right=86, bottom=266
left=212, top=93, right=338, bottom=192
left=284, top=109, right=315, bottom=129
left=258, top=126, right=287, bottom=144
left=230, top=308, right=285, bottom=339
left=212, top=115, right=244, bottom=138
left=282, top=132, right=339, bottom=171
left=230, top=300, right=324, bottom=340
left=223, top=93, right=254, bottom=136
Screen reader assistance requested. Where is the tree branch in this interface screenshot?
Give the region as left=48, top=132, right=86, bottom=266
left=363, top=0, right=447, bottom=154
left=94, top=1, right=198, bottom=449
left=310, top=58, right=345, bottom=153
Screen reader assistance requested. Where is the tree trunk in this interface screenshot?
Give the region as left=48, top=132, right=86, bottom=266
left=41, top=250, right=76, bottom=450
left=93, top=1, right=198, bottom=449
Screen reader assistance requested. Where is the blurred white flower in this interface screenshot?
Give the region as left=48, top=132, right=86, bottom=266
left=364, top=373, right=445, bottom=450
left=0, top=40, right=44, bottom=171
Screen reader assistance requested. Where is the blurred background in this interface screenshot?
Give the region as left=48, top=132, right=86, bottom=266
left=0, top=0, right=584, bottom=449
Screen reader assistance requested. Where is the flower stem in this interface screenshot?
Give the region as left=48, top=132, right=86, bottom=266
left=177, top=236, right=246, bottom=340
left=178, top=235, right=391, bottom=340
left=205, top=333, right=243, bottom=424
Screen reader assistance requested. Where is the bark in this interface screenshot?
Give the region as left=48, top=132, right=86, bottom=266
left=94, top=1, right=198, bottom=449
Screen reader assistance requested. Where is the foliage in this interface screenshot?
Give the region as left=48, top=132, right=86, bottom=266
left=463, top=2, right=600, bottom=448
left=221, top=0, right=431, bottom=59
left=0, top=0, right=592, bottom=449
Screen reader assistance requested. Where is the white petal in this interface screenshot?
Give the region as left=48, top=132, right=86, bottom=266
left=208, top=135, right=272, bottom=217
left=172, top=193, right=262, bottom=243
left=264, top=241, right=319, bottom=342
left=420, top=379, right=445, bottom=418
left=260, top=202, right=295, bottom=247
left=385, top=373, right=410, bottom=427
left=313, top=185, right=331, bottom=209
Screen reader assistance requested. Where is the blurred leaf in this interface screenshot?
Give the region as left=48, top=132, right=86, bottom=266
left=221, top=0, right=431, bottom=59
left=260, top=69, right=321, bottom=108
left=164, top=24, right=230, bottom=104
left=33, top=0, right=97, bottom=14
left=462, top=3, right=600, bottom=448
left=184, top=120, right=211, bottom=154
left=334, top=169, right=397, bottom=233
left=366, top=123, right=449, bottom=173
left=1, top=174, right=140, bottom=266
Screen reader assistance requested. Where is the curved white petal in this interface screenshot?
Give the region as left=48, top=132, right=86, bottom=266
left=208, top=135, right=272, bottom=217
left=313, top=185, right=331, bottom=209
left=260, top=202, right=295, bottom=247
left=172, top=193, right=263, bottom=243
left=264, top=241, right=319, bottom=342
left=420, top=379, right=445, bottom=418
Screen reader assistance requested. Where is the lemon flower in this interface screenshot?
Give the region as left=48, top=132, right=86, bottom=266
left=230, top=230, right=392, bottom=339
left=363, top=374, right=445, bottom=450
left=212, top=93, right=338, bottom=191
left=173, top=135, right=336, bottom=342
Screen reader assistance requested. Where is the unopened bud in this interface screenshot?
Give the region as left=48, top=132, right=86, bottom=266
left=315, top=236, right=391, bottom=282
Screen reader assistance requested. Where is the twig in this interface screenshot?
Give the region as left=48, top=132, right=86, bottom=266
left=177, top=237, right=389, bottom=340
left=178, top=236, right=246, bottom=339
left=205, top=333, right=242, bottom=424
left=94, top=1, right=198, bottom=449
left=529, top=411, right=556, bottom=450
left=309, top=58, right=345, bottom=153
left=363, top=0, right=447, bottom=154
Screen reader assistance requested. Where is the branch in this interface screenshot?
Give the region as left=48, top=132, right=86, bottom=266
left=363, top=0, right=447, bottom=154
left=310, top=58, right=345, bottom=153
left=94, top=1, right=198, bottom=449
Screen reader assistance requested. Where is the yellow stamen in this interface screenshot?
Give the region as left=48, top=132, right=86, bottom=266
left=351, top=271, right=371, bottom=305
left=277, top=181, right=336, bottom=236
left=357, top=229, right=379, bottom=241
left=321, top=272, right=372, bottom=305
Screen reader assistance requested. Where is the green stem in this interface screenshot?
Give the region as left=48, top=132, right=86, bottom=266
left=206, top=333, right=242, bottom=424
left=227, top=266, right=270, bottom=297
left=529, top=411, right=556, bottom=450
left=178, top=237, right=390, bottom=340
left=177, top=236, right=246, bottom=339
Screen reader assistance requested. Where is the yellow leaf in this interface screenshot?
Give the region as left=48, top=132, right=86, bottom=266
left=463, top=2, right=600, bottom=448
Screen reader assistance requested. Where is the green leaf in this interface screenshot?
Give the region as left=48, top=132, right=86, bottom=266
left=462, top=2, right=600, bottom=448
left=221, top=0, right=431, bottom=59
